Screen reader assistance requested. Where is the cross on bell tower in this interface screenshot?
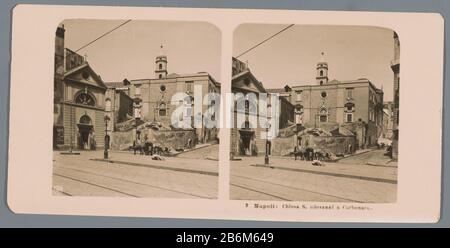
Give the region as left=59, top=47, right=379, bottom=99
left=316, top=52, right=329, bottom=85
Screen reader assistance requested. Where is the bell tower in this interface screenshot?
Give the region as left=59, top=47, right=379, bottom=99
left=316, top=52, right=328, bottom=85
left=155, top=45, right=168, bottom=79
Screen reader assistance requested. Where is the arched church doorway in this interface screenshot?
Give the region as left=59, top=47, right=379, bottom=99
left=239, top=130, right=255, bottom=156
left=77, top=115, right=93, bottom=150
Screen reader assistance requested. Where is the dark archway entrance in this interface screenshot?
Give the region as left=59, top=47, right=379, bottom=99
left=77, top=115, right=93, bottom=150
left=239, top=130, right=254, bottom=156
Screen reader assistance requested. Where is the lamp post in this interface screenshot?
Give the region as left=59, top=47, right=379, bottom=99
left=295, top=106, right=303, bottom=146
left=265, top=104, right=272, bottom=165
left=133, top=97, right=142, bottom=144
left=104, top=114, right=110, bottom=159
left=265, top=126, right=270, bottom=165
left=135, top=117, right=141, bottom=143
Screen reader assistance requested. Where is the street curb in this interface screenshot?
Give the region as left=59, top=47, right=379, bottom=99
left=172, top=142, right=218, bottom=157
left=250, top=163, right=397, bottom=184
left=91, top=158, right=218, bottom=177
left=333, top=148, right=377, bottom=162
left=366, top=161, right=398, bottom=168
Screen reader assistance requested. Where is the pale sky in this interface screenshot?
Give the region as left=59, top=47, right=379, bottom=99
left=62, top=19, right=221, bottom=82
left=233, top=24, right=395, bottom=101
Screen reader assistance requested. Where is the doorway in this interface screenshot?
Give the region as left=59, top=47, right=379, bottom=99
left=78, top=125, right=93, bottom=149
left=77, top=115, right=93, bottom=150
left=239, top=130, right=254, bottom=156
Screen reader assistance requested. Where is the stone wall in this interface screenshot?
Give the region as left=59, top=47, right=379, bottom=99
left=308, top=135, right=356, bottom=155
left=265, top=134, right=356, bottom=157
left=111, top=128, right=197, bottom=151
left=270, top=136, right=295, bottom=156
left=341, top=122, right=367, bottom=149
left=145, top=129, right=197, bottom=150
left=110, top=129, right=135, bottom=151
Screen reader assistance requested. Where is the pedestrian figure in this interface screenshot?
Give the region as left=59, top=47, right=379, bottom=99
left=294, top=146, right=299, bottom=160
left=305, top=147, right=314, bottom=161
left=144, top=141, right=151, bottom=155
left=89, top=132, right=96, bottom=150
left=294, top=145, right=304, bottom=161
left=133, top=140, right=137, bottom=155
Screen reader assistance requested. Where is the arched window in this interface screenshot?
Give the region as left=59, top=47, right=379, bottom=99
left=105, top=98, right=112, bottom=112
left=75, top=92, right=95, bottom=106
left=159, top=74, right=162, bottom=79
left=159, top=102, right=167, bottom=116
left=320, top=70, right=324, bottom=76
left=79, top=115, right=92, bottom=125
left=159, top=63, right=163, bottom=70
left=244, top=96, right=257, bottom=114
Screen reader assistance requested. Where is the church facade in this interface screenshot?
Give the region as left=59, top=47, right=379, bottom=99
left=270, top=53, right=384, bottom=148
left=53, top=25, right=108, bottom=150
left=105, top=50, right=221, bottom=144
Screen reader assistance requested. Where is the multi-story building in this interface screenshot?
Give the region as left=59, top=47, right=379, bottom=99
left=53, top=25, right=108, bottom=150
left=230, top=57, right=294, bottom=156
left=382, top=101, right=394, bottom=139
left=106, top=51, right=221, bottom=144
left=391, top=32, right=400, bottom=160
left=269, top=53, right=384, bottom=148
left=104, top=83, right=134, bottom=132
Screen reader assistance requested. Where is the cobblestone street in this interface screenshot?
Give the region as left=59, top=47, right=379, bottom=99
left=337, top=149, right=397, bottom=167
left=230, top=149, right=397, bottom=203
left=53, top=148, right=397, bottom=203
left=53, top=150, right=218, bottom=198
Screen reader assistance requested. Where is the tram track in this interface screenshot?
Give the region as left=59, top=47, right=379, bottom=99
left=230, top=175, right=365, bottom=203
left=53, top=166, right=216, bottom=199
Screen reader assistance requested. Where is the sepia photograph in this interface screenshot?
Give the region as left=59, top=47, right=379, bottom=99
left=230, top=24, right=399, bottom=203
left=7, top=5, right=443, bottom=223
left=52, top=19, right=221, bottom=199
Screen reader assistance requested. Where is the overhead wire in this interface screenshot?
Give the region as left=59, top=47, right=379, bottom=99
left=235, top=24, right=295, bottom=59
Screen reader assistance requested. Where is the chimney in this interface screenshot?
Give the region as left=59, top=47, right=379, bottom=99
left=56, top=24, right=65, bottom=39
left=55, top=24, right=66, bottom=76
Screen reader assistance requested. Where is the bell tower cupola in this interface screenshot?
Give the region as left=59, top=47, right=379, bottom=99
left=155, top=45, right=168, bottom=79
left=316, top=52, right=328, bottom=85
